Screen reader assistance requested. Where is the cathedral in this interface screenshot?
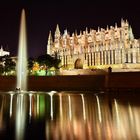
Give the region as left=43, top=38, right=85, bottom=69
left=47, top=19, right=140, bottom=70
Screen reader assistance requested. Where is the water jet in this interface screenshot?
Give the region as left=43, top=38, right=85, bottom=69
left=16, top=9, right=28, bottom=91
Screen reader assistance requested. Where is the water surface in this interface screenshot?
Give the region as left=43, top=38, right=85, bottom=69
left=0, top=90, right=140, bottom=140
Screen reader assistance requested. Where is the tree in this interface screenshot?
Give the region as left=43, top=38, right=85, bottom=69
left=53, top=58, right=61, bottom=69
left=28, top=57, right=35, bottom=75
left=4, top=56, right=16, bottom=75
left=37, top=54, right=61, bottom=69
left=0, top=64, right=4, bottom=75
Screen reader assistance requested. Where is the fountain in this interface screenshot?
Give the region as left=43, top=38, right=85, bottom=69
left=15, top=9, right=27, bottom=140
left=16, top=9, right=28, bottom=91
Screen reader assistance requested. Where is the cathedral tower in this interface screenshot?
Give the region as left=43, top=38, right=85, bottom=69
left=47, top=31, right=53, bottom=55
left=54, top=24, right=61, bottom=49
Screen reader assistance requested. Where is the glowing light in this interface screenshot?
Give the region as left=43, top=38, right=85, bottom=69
left=96, top=95, right=102, bottom=123
left=39, top=95, right=46, bottom=117
left=48, top=91, right=56, bottom=120
left=114, top=99, right=120, bottom=125
left=16, top=94, right=26, bottom=140
left=29, top=93, right=32, bottom=118
left=10, top=93, right=14, bottom=117
left=50, top=95, right=53, bottom=120
left=81, top=94, right=86, bottom=120
left=0, top=95, right=4, bottom=130
left=37, top=94, right=40, bottom=116
left=48, top=91, right=57, bottom=96
left=128, top=103, right=133, bottom=122
left=36, top=70, right=46, bottom=76
left=59, top=94, right=63, bottom=119
left=114, top=99, right=127, bottom=139
left=68, top=95, right=72, bottom=121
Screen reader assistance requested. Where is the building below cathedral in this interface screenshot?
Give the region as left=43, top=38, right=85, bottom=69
left=0, top=46, right=10, bottom=57
left=47, top=19, right=140, bottom=71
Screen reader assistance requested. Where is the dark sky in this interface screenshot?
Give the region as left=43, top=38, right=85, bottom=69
left=0, top=0, right=140, bottom=58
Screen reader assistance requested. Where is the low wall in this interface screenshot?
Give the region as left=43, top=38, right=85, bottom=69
left=0, top=76, right=16, bottom=91
left=0, top=75, right=106, bottom=91
left=0, top=72, right=140, bottom=91
left=107, top=72, right=140, bottom=89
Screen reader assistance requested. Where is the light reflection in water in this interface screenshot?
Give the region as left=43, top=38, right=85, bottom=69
left=10, top=93, right=14, bottom=117
left=0, top=95, right=5, bottom=131
left=95, top=95, right=102, bottom=123
left=68, top=95, right=72, bottom=121
left=37, top=94, right=40, bottom=117
left=29, top=93, right=32, bottom=122
left=15, top=94, right=26, bottom=140
left=0, top=91, right=140, bottom=139
left=48, top=91, right=56, bottom=120
left=81, top=94, right=86, bottom=120
left=59, top=94, right=63, bottom=119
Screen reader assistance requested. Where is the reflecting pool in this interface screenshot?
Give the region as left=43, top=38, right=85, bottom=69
left=0, top=90, right=140, bottom=140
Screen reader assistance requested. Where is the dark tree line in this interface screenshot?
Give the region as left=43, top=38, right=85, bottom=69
left=0, top=55, right=16, bottom=75
left=0, top=54, right=61, bottom=75
left=36, top=54, right=61, bottom=69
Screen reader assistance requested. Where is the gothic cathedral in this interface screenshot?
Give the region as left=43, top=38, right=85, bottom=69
left=47, top=19, right=140, bottom=70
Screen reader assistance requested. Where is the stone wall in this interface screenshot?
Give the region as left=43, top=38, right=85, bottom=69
left=108, top=72, right=140, bottom=89
left=0, top=72, right=140, bottom=92
left=0, top=75, right=106, bottom=91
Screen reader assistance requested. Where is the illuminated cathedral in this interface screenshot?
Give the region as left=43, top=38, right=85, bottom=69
left=47, top=19, right=140, bottom=70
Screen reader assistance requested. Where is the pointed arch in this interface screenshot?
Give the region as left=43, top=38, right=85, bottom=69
left=74, top=59, right=83, bottom=69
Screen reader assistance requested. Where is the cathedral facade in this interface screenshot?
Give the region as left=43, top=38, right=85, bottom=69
left=47, top=19, right=140, bottom=70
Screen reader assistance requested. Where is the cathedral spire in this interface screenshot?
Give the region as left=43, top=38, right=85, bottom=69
left=97, top=27, right=100, bottom=32
left=86, top=27, right=88, bottom=34
left=0, top=45, right=3, bottom=51
left=64, top=29, right=68, bottom=35
left=125, top=19, right=128, bottom=24
left=129, top=26, right=134, bottom=40
left=106, top=25, right=109, bottom=31
left=75, top=30, right=78, bottom=36
left=55, top=24, right=60, bottom=37
left=47, top=31, right=53, bottom=54
left=121, top=18, right=125, bottom=27
left=115, top=23, right=118, bottom=29
left=48, top=31, right=53, bottom=43
left=80, top=30, right=82, bottom=35
left=54, top=24, right=61, bottom=49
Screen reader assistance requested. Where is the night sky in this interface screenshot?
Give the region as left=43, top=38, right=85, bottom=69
left=0, top=0, right=139, bottom=58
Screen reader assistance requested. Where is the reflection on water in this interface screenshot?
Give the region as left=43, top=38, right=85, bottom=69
left=0, top=91, right=140, bottom=139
